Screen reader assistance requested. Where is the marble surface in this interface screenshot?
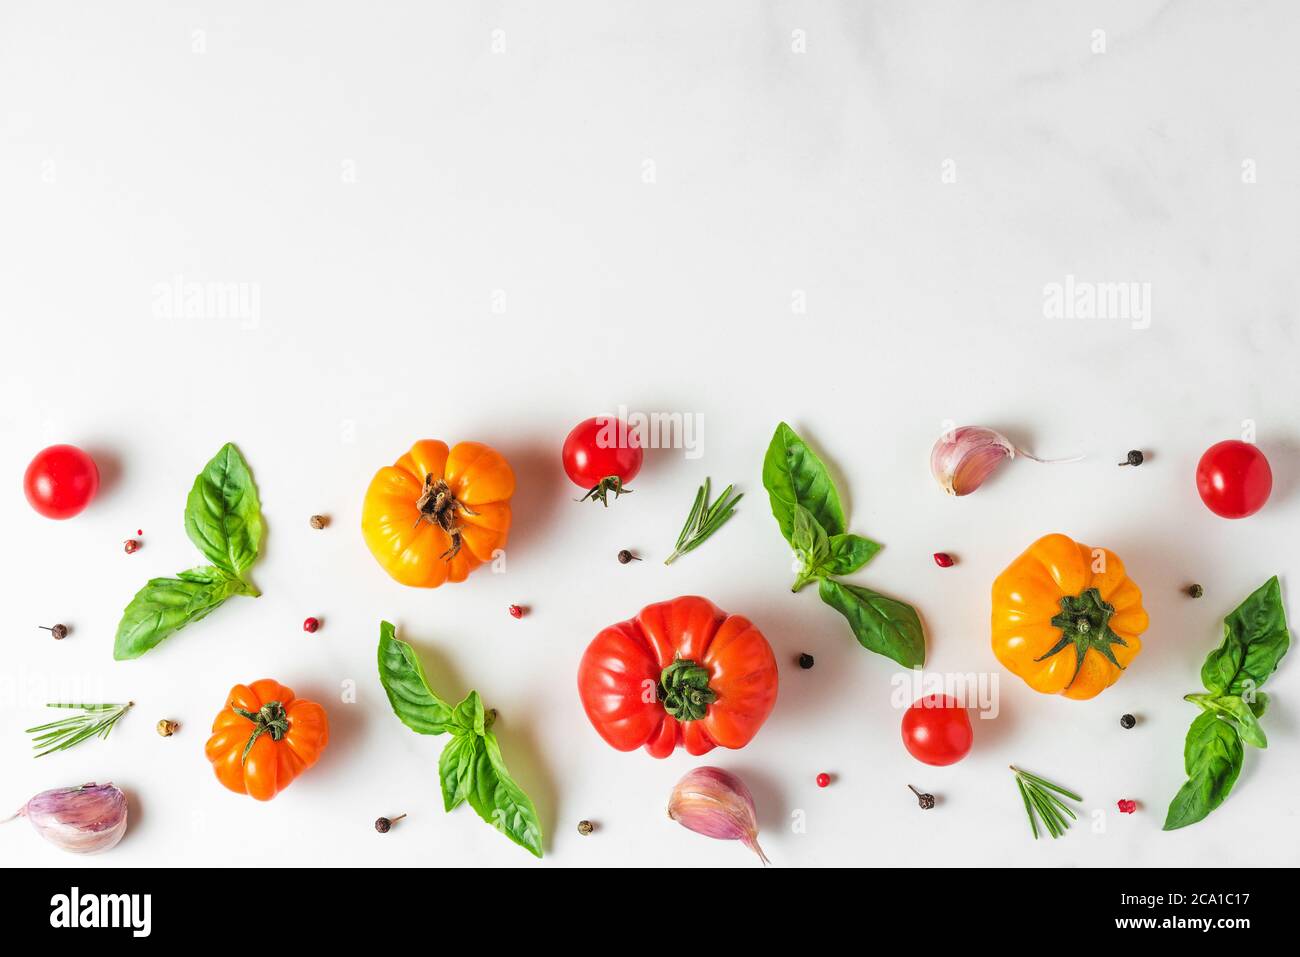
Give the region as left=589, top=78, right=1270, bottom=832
left=1, top=1, right=1297, bottom=867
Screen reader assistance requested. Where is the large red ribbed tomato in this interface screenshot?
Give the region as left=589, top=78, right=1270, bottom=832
left=577, top=596, right=778, bottom=758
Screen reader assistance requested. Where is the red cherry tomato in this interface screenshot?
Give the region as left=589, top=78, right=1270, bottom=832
left=23, top=445, right=100, bottom=519
left=1195, top=440, right=1272, bottom=519
left=562, top=416, right=643, bottom=505
left=901, top=694, right=972, bottom=766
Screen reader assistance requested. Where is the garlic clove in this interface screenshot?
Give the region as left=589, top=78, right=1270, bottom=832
left=668, top=766, right=770, bottom=865
left=931, top=427, right=1015, bottom=496
left=931, top=426, right=1082, bottom=496
left=11, top=782, right=128, bottom=854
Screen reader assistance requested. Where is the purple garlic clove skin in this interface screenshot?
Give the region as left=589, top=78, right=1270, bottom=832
left=668, top=766, right=770, bottom=865
left=13, top=783, right=128, bottom=854
left=930, top=427, right=1016, bottom=496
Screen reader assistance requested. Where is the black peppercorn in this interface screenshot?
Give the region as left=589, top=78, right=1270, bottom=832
left=1187, top=584, right=1203, bottom=598
left=908, top=785, right=935, bottom=810
left=374, top=813, right=406, bottom=833
left=617, top=549, right=640, bottom=564
left=577, top=819, right=595, bottom=836
left=797, top=653, right=815, bottom=669
left=39, top=624, right=69, bottom=640
left=1120, top=713, right=1136, bottom=729
left=1118, top=450, right=1144, bottom=467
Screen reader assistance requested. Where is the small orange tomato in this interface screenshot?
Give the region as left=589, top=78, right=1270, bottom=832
left=362, top=439, right=514, bottom=588
left=205, top=679, right=329, bottom=801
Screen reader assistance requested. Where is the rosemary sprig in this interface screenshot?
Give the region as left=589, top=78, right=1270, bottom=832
left=664, top=478, right=742, bottom=565
left=25, top=702, right=134, bottom=757
left=1011, top=765, right=1082, bottom=840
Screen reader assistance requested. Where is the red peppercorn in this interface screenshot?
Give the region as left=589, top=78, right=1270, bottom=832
left=303, top=617, right=319, bottom=633
left=933, top=552, right=954, bottom=567
left=123, top=539, right=140, bottom=554
left=816, top=772, right=831, bottom=788
left=508, top=604, right=523, bottom=619
left=1117, top=799, right=1137, bottom=814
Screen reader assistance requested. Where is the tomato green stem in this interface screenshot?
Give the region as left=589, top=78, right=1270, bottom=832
left=658, top=658, right=717, bottom=721
left=577, top=475, right=633, bottom=507
left=1036, top=587, right=1129, bottom=678
left=233, top=701, right=290, bottom=764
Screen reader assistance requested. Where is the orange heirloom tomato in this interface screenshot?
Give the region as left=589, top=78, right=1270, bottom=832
left=205, top=679, right=329, bottom=801
left=362, top=439, right=514, bottom=587
left=991, top=533, right=1149, bottom=700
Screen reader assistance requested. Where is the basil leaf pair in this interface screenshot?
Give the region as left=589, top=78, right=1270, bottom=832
left=790, top=506, right=881, bottom=591
left=113, top=444, right=263, bottom=660
left=1164, top=577, right=1290, bottom=830
left=377, top=621, right=544, bottom=858
left=763, top=422, right=923, bottom=667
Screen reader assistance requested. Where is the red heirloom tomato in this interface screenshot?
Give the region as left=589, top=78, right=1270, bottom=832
left=901, top=694, right=972, bottom=766
left=562, top=416, right=643, bottom=505
left=24, top=445, right=100, bottom=519
left=578, top=596, right=778, bottom=757
left=1196, top=440, right=1272, bottom=519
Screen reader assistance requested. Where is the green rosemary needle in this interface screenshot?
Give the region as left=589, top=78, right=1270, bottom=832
left=664, top=478, right=742, bottom=565
left=26, top=702, right=134, bottom=757
left=1011, top=765, right=1082, bottom=840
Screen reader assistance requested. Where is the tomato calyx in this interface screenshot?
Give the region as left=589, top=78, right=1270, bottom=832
left=233, top=701, right=291, bottom=764
left=658, top=658, right=717, bottom=721
left=1039, top=587, right=1129, bottom=675
left=414, top=472, right=478, bottom=560
left=577, top=475, right=633, bottom=507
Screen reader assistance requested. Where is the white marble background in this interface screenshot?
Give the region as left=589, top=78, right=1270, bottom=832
left=1, top=1, right=1297, bottom=867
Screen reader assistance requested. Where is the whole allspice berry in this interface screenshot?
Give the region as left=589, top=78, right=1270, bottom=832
left=310, top=514, right=328, bottom=530
left=39, top=624, right=69, bottom=640
left=156, top=719, right=179, bottom=737
left=375, top=813, right=407, bottom=833
left=577, top=820, right=595, bottom=836
left=617, top=549, right=640, bottom=565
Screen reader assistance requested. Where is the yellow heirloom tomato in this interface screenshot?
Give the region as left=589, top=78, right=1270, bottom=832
left=362, top=439, right=514, bottom=587
left=991, top=533, right=1149, bottom=700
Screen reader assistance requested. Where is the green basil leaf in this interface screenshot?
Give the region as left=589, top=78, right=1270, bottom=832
left=1248, top=691, right=1270, bottom=719
left=451, top=690, right=487, bottom=736
left=184, top=442, right=264, bottom=578
left=762, top=422, right=846, bottom=544
left=818, top=578, right=926, bottom=668
left=465, top=728, right=544, bottom=858
left=823, top=533, right=882, bottom=576
left=377, top=620, right=456, bottom=735
left=791, top=505, right=831, bottom=592
left=1201, top=576, right=1289, bottom=695
left=439, top=734, right=479, bottom=812
left=1163, top=712, right=1245, bottom=830
left=1185, top=694, right=1268, bottom=748
left=113, top=570, right=242, bottom=660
